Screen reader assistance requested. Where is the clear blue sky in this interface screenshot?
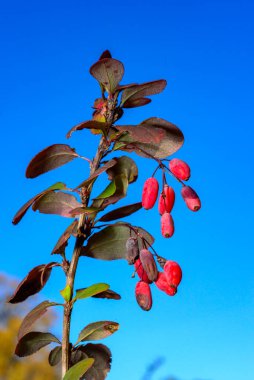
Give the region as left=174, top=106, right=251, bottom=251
left=1, top=1, right=253, bottom=379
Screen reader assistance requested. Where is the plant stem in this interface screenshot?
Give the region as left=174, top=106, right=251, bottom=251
left=61, top=136, right=108, bottom=377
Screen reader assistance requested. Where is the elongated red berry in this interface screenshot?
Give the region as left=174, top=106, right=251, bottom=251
left=134, top=258, right=152, bottom=284
left=139, top=249, right=158, bottom=282
left=125, top=237, right=139, bottom=264
left=164, top=260, right=182, bottom=287
left=181, top=186, right=201, bottom=211
left=158, top=185, right=175, bottom=215
left=161, top=213, right=174, bottom=238
left=155, top=272, right=177, bottom=296
left=169, top=158, right=191, bottom=181
left=142, top=177, right=159, bottom=210
left=135, top=281, right=152, bottom=311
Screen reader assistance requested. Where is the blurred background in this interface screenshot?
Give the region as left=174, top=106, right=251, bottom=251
left=0, top=0, right=253, bottom=379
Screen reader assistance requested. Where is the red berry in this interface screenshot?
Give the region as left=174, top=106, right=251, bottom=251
left=142, top=178, right=159, bottom=210
left=139, top=249, right=158, bottom=282
left=164, top=260, right=182, bottom=287
left=158, top=185, right=175, bottom=215
left=134, top=258, right=152, bottom=284
left=169, top=158, right=191, bottom=181
left=181, top=186, right=201, bottom=212
left=161, top=213, right=174, bottom=238
left=135, top=281, right=152, bottom=311
left=155, top=272, right=177, bottom=296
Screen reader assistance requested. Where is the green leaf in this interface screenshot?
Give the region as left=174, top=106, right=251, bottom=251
left=48, top=346, right=62, bottom=366
left=74, top=283, right=109, bottom=302
left=95, top=181, right=116, bottom=199
left=99, top=202, right=142, bottom=222
left=90, top=58, right=124, bottom=93
left=63, top=358, right=95, bottom=380
left=26, top=144, right=79, bottom=178
left=18, top=301, right=60, bottom=339
left=106, top=156, right=138, bottom=183
left=60, top=285, right=72, bottom=301
left=76, top=321, right=119, bottom=344
left=15, top=332, right=60, bottom=357
left=81, top=223, right=154, bottom=260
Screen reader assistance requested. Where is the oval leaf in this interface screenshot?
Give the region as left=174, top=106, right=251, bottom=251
left=81, top=223, right=154, bottom=260
left=26, top=144, right=79, bottom=178
left=106, top=156, right=138, bottom=183
left=52, top=219, right=78, bottom=255
left=120, top=79, right=167, bottom=106
left=99, top=202, right=142, bottom=222
left=123, top=97, right=151, bottom=108
left=18, top=300, right=60, bottom=339
left=76, top=321, right=119, bottom=344
left=63, top=358, right=94, bottom=380
left=32, top=191, right=81, bottom=217
left=66, top=120, right=110, bottom=139
left=49, top=345, right=62, bottom=366
left=75, top=159, right=117, bottom=189
left=90, top=58, right=124, bottom=93
left=74, top=283, right=109, bottom=302
left=15, top=332, right=60, bottom=357
left=8, top=263, right=56, bottom=304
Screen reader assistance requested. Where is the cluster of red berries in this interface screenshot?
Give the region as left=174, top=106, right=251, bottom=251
left=142, top=158, right=201, bottom=238
left=125, top=237, right=182, bottom=311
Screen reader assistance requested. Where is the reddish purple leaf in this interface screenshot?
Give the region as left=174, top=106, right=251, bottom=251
left=52, top=219, right=78, bottom=255
left=99, top=202, right=142, bottom=222
left=90, top=58, right=124, bottom=93
left=8, top=263, right=57, bottom=304
left=26, top=144, right=79, bottom=178
left=66, top=120, right=110, bottom=139
left=32, top=191, right=81, bottom=217
left=75, top=159, right=117, bottom=189
left=123, top=97, right=151, bottom=108
left=12, top=182, right=67, bottom=225
left=99, top=50, right=112, bottom=60
left=90, top=289, right=121, bottom=300
left=106, top=156, right=138, bottom=183
left=120, top=79, right=167, bottom=106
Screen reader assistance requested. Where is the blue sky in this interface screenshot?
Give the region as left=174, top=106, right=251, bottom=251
left=0, top=1, right=254, bottom=379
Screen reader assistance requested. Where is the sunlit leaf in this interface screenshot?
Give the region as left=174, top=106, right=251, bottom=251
left=99, top=202, right=142, bottom=222
left=66, top=120, right=110, bottom=139
left=49, top=346, right=62, bottom=366
left=90, top=58, right=124, bottom=93
left=15, top=332, right=60, bottom=357
left=32, top=191, right=81, bottom=217
left=95, top=181, right=116, bottom=199
left=63, top=358, right=94, bottom=380
left=18, top=300, right=60, bottom=339
left=26, top=144, right=79, bottom=178
left=73, top=283, right=109, bottom=302
left=81, top=223, right=154, bottom=260
left=120, top=79, right=166, bottom=106
left=123, top=97, right=151, bottom=108
left=60, top=284, right=72, bottom=302
left=76, top=321, right=119, bottom=344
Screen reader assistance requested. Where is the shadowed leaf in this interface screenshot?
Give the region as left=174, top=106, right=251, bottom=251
left=123, top=97, right=151, bottom=108
left=81, top=223, right=154, bottom=260
left=8, top=263, right=57, bottom=303
left=32, top=191, right=81, bottom=217
left=15, top=332, right=60, bottom=357
left=76, top=321, right=119, bottom=344
left=90, top=58, right=124, bottom=93
left=74, top=283, right=109, bottom=301
left=49, top=346, right=62, bottom=366
left=66, top=120, right=110, bottom=139
left=18, top=301, right=60, bottom=339
left=106, top=156, right=138, bottom=183
left=99, top=202, right=142, bottom=222
left=115, top=117, right=184, bottom=158
left=26, top=144, right=79, bottom=178
left=69, top=207, right=100, bottom=217
left=99, top=50, right=112, bottom=60
left=63, top=358, right=94, bottom=380
left=52, top=219, right=78, bottom=255
left=12, top=182, right=66, bottom=225
left=75, top=159, right=117, bottom=189
left=120, top=79, right=166, bottom=106
left=91, top=289, right=121, bottom=300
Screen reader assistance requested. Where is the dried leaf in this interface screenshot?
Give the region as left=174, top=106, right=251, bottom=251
left=18, top=301, right=59, bottom=339
left=90, top=58, right=124, bottom=93
left=106, top=156, right=138, bottom=183
left=8, top=263, right=56, bottom=304
left=15, top=332, right=60, bottom=357
left=66, top=120, right=110, bottom=139
left=26, top=144, right=79, bottom=178
left=74, top=283, right=109, bottom=302
left=63, top=358, right=94, bottom=380
left=52, top=219, right=78, bottom=255
left=75, top=159, right=117, bottom=189
left=49, top=346, right=62, bottom=366
left=81, top=223, right=154, bottom=260
left=76, top=321, right=119, bottom=344
left=99, top=202, right=142, bottom=222
left=120, top=79, right=167, bottom=106
left=32, top=191, right=81, bottom=217
left=12, top=182, right=66, bottom=225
